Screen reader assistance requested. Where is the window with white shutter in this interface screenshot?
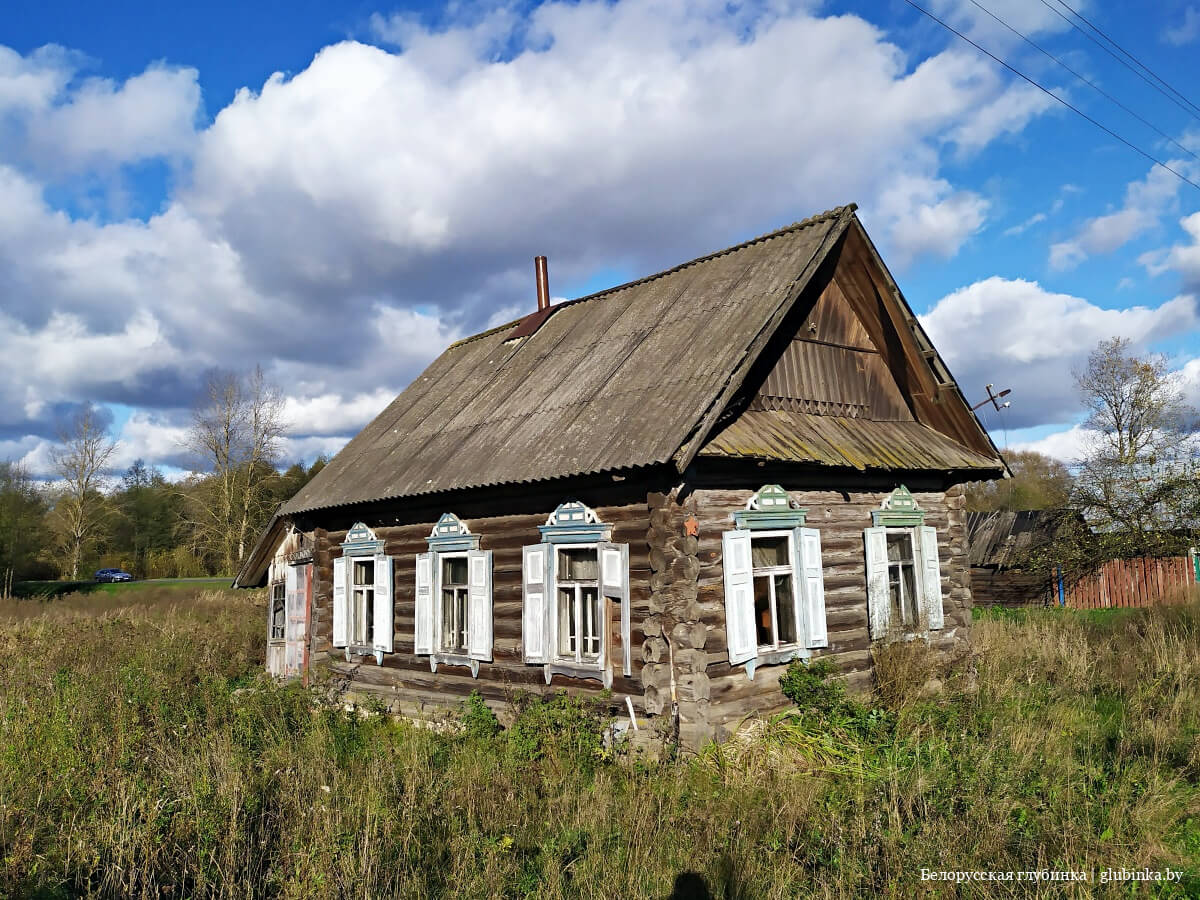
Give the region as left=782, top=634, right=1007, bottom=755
left=721, top=486, right=825, bottom=679
left=865, top=487, right=944, bottom=639
left=524, top=501, right=628, bottom=687
left=416, top=513, right=491, bottom=677
left=334, top=522, right=393, bottom=663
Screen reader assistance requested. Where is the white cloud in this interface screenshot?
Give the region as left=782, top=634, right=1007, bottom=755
left=1141, top=211, right=1200, bottom=291
left=871, top=175, right=988, bottom=266
left=1163, top=6, right=1200, bottom=45
left=0, top=2, right=1064, bottom=471
left=922, top=277, right=1199, bottom=427
left=0, top=50, right=200, bottom=174
left=1004, top=211, right=1046, bottom=237
left=1049, top=165, right=1182, bottom=270
left=282, top=388, right=399, bottom=437
left=1009, top=424, right=1092, bottom=462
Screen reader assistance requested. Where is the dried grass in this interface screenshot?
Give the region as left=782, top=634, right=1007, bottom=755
left=1, top=590, right=1199, bottom=897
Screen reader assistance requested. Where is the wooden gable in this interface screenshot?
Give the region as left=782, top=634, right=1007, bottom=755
left=697, top=219, right=1002, bottom=471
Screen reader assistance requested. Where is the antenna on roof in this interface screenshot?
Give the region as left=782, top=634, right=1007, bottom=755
left=971, top=383, right=1012, bottom=412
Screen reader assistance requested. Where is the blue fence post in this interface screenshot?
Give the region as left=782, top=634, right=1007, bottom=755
left=1057, top=566, right=1065, bottom=607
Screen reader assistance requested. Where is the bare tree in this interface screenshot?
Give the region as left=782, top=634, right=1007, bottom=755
left=51, top=405, right=117, bottom=579
left=1072, top=337, right=1199, bottom=547
left=185, top=367, right=286, bottom=574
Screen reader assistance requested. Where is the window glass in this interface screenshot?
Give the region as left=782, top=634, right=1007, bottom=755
left=270, top=583, right=286, bottom=641
left=750, top=536, right=789, bottom=568
left=557, top=587, right=577, bottom=657
left=353, top=558, right=374, bottom=586
left=886, top=531, right=919, bottom=627
left=442, top=556, right=468, bottom=586
left=558, top=548, right=598, bottom=581
left=774, top=573, right=797, bottom=644
left=753, top=576, right=772, bottom=646
left=439, top=554, right=469, bottom=654
left=581, top=587, right=601, bottom=661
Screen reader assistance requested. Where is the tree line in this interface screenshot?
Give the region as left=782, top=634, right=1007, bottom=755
left=0, top=368, right=324, bottom=585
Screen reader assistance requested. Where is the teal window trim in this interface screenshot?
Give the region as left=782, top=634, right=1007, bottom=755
left=342, top=521, right=384, bottom=557
left=732, top=484, right=807, bottom=530
left=870, top=485, right=926, bottom=527
left=426, top=512, right=481, bottom=552
left=539, top=501, right=613, bottom=544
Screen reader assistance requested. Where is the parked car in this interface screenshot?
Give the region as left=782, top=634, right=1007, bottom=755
left=94, top=568, right=133, bottom=583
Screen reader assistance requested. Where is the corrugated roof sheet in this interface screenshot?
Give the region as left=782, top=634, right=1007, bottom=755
left=282, top=207, right=854, bottom=514
left=698, top=410, right=1003, bottom=471
left=281, top=204, right=1003, bottom=515
left=966, top=510, right=1064, bottom=568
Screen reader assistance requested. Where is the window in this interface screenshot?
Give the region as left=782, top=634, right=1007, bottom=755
left=270, top=582, right=286, bottom=641
left=351, top=558, right=375, bottom=647
left=886, top=531, right=919, bottom=628
left=555, top=547, right=602, bottom=663
left=414, top=514, right=493, bottom=676
left=522, top=501, right=630, bottom=687
left=864, top=487, right=944, bottom=639
left=721, top=486, right=827, bottom=679
left=331, top=522, right=394, bottom=661
left=440, top=555, right=469, bottom=654
left=750, top=533, right=798, bottom=650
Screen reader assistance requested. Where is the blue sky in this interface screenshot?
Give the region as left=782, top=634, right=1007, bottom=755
left=2, top=0, right=1199, bottom=476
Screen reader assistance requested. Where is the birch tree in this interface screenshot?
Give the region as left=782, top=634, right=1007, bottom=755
left=1072, top=337, right=1199, bottom=550
left=51, top=406, right=117, bottom=579
left=185, top=367, right=286, bottom=574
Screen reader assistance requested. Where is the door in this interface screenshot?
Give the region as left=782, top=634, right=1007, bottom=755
left=284, top=563, right=312, bottom=678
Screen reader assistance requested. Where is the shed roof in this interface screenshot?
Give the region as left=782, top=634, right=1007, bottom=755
left=967, top=510, right=1065, bottom=568
left=281, top=204, right=1002, bottom=516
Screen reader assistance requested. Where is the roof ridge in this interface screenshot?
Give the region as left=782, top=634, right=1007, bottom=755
left=448, top=203, right=857, bottom=349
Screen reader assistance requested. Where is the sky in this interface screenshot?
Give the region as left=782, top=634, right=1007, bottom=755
left=3, top=0, right=1200, bottom=479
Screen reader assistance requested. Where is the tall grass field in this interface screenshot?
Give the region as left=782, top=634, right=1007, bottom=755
left=1, top=588, right=1199, bottom=898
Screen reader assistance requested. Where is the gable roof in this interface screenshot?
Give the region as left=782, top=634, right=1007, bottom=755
left=282, top=205, right=1002, bottom=516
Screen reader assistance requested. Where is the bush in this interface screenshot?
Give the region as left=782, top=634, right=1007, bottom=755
left=460, top=690, right=502, bottom=739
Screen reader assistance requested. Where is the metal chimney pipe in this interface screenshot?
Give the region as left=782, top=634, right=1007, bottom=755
left=534, top=256, right=550, bottom=311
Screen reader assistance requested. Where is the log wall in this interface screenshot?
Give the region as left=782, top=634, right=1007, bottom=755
left=970, top=568, right=1053, bottom=608
left=669, top=482, right=973, bottom=742
left=307, top=496, right=654, bottom=721
left=294, top=478, right=974, bottom=746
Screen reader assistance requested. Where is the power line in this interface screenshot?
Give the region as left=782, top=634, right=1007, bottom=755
left=964, top=0, right=1199, bottom=164
left=1048, top=0, right=1200, bottom=120
left=1034, top=0, right=1200, bottom=124
left=900, top=0, right=1200, bottom=193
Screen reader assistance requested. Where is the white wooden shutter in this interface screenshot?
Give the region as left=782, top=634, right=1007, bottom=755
left=373, top=554, right=394, bottom=653
left=522, top=544, right=550, bottom=663
left=721, top=529, right=757, bottom=666
left=864, top=527, right=890, bottom=640
left=415, top=552, right=433, bottom=655
left=919, top=526, right=945, bottom=630
left=599, top=541, right=631, bottom=676
left=796, top=527, right=828, bottom=648
left=467, top=549, right=493, bottom=662
left=332, top=556, right=348, bottom=648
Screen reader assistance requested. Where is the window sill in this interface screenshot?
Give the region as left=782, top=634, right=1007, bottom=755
left=544, top=661, right=611, bottom=689
left=344, top=645, right=386, bottom=665
left=743, top=646, right=810, bottom=681
left=428, top=652, right=480, bottom=679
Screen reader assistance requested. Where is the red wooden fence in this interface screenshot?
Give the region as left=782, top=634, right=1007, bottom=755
left=1064, top=556, right=1195, bottom=610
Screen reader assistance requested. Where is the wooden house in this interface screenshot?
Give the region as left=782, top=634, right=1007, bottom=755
left=235, top=204, right=1006, bottom=745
